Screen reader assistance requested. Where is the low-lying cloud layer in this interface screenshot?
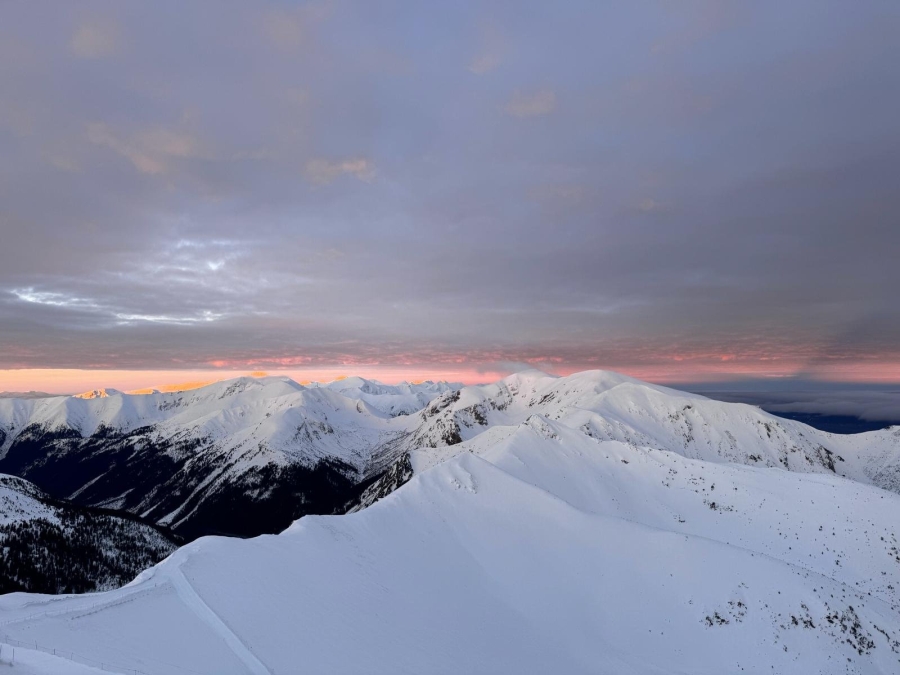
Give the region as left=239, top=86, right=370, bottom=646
left=684, top=382, right=900, bottom=424
left=1, top=2, right=899, bottom=382
left=759, top=392, right=900, bottom=423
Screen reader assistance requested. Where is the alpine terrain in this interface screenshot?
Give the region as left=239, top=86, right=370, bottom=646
left=0, top=377, right=459, bottom=539
left=0, top=369, right=899, bottom=673
left=0, top=474, right=177, bottom=595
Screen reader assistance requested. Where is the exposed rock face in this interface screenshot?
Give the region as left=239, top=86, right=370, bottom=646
left=346, top=453, right=415, bottom=514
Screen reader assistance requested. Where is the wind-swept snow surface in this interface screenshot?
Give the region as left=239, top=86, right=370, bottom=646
left=2, top=419, right=900, bottom=674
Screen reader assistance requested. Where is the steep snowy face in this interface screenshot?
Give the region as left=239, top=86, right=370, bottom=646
left=0, top=474, right=177, bottom=594
left=2, top=431, right=899, bottom=674
left=402, top=369, right=900, bottom=493
left=0, top=474, right=57, bottom=527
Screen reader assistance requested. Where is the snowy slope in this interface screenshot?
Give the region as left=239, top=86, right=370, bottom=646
left=402, top=369, right=900, bottom=492
left=0, top=475, right=57, bottom=527
left=0, top=474, right=177, bottom=595
left=2, top=428, right=899, bottom=673
left=319, top=377, right=461, bottom=416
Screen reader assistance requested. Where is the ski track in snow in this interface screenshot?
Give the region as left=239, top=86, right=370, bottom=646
left=167, top=568, right=271, bottom=675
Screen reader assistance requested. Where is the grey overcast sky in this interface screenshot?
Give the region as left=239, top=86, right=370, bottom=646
left=1, top=1, right=899, bottom=392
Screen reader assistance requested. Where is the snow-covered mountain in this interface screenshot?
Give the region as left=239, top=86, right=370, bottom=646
left=399, top=369, right=900, bottom=492
left=0, top=474, right=177, bottom=595
left=0, top=475, right=56, bottom=527
left=0, top=376, right=457, bottom=538
left=1, top=370, right=898, bottom=542
left=2, top=402, right=899, bottom=673
left=318, top=377, right=461, bottom=417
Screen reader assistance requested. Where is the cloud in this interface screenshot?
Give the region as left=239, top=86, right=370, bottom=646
left=114, top=311, right=222, bottom=325
left=87, top=124, right=163, bottom=174
left=263, top=11, right=305, bottom=51
left=528, top=184, right=585, bottom=202
left=138, top=129, right=200, bottom=159
left=469, top=52, right=502, bottom=75
left=1, top=2, right=900, bottom=383
left=690, top=388, right=900, bottom=423
left=9, top=286, right=224, bottom=327
left=504, top=89, right=556, bottom=117
left=764, top=393, right=900, bottom=422
left=262, top=4, right=329, bottom=52
left=71, top=18, right=120, bottom=58
left=468, top=21, right=508, bottom=75
left=11, top=288, right=100, bottom=311
left=49, top=156, right=79, bottom=173
left=86, top=124, right=200, bottom=175
left=474, top=361, right=545, bottom=375
left=304, top=158, right=376, bottom=184
left=283, top=88, right=310, bottom=109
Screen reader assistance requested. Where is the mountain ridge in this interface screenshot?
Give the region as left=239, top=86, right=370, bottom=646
left=3, top=409, right=899, bottom=672
left=0, top=370, right=897, bottom=540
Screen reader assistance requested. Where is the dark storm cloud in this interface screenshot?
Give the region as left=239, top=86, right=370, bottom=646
left=1, top=1, right=899, bottom=374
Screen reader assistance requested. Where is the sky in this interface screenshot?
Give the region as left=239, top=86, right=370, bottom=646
left=1, top=1, right=900, bottom=396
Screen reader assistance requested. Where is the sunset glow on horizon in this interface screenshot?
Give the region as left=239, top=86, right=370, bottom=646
left=4, top=357, right=900, bottom=396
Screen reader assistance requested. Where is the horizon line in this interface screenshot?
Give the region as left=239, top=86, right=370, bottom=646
left=3, top=363, right=900, bottom=396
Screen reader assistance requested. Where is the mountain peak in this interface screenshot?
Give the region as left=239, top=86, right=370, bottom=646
left=73, top=388, right=122, bottom=399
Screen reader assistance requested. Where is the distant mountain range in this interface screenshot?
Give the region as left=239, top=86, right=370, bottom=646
left=1, top=371, right=898, bottom=541
left=1, top=369, right=898, bottom=673
left=0, top=377, right=459, bottom=538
